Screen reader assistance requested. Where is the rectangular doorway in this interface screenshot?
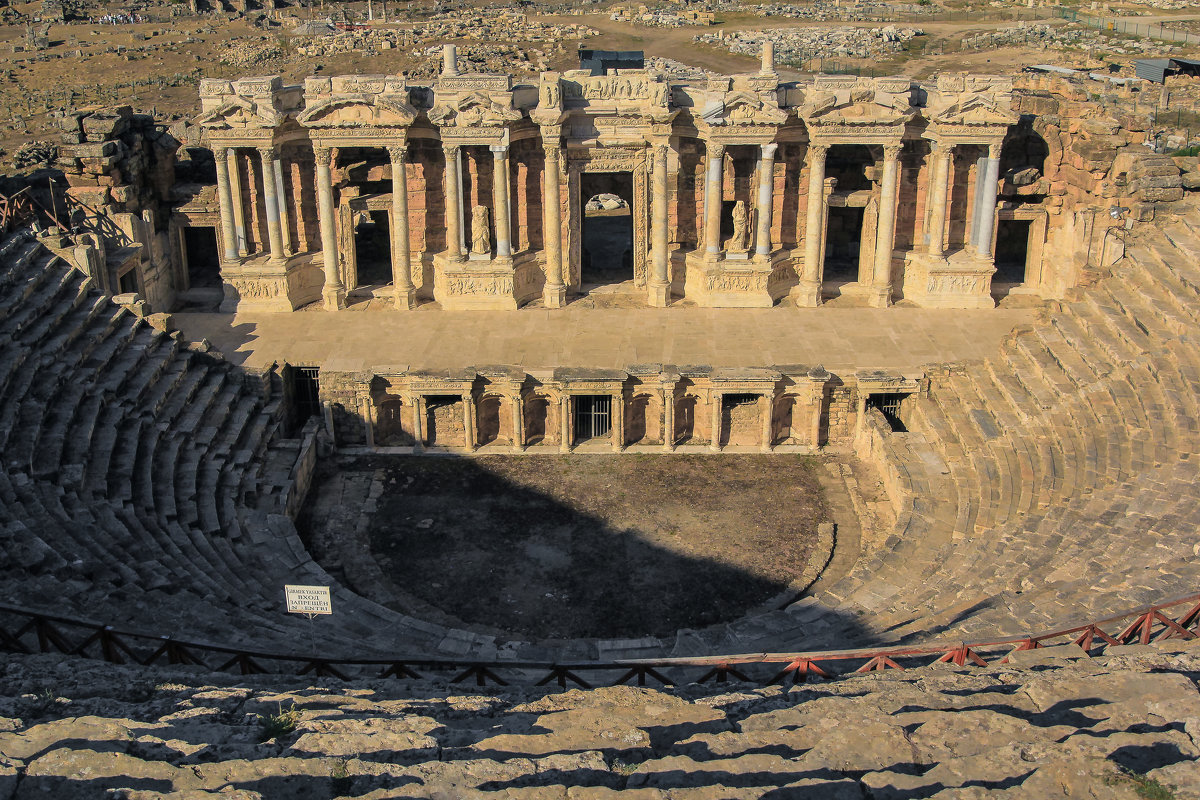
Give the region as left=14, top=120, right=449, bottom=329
left=183, top=226, right=221, bottom=288
left=824, top=206, right=865, bottom=284
left=573, top=395, right=612, bottom=442
left=353, top=210, right=392, bottom=287
left=580, top=172, right=634, bottom=287
left=994, top=219, right=1031, bottom=286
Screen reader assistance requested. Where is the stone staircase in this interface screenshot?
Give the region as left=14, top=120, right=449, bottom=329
left=791, top=202, right=1200, bottom=648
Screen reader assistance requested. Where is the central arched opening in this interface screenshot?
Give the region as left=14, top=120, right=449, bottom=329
left=580, top=171, right=634, bottom=288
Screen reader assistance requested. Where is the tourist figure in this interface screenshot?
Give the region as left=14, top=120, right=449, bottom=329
left=730, top=200, right=748, bottom=253
left=471, top=205, right=491, bottom=256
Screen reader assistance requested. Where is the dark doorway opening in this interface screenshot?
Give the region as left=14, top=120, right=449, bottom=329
left=867, top=392, right=907, bottom=432
left=581, top=172, right=634, bottom=286
left=118, top=269, right=139, bottom=294
left=994, top=219, right=1030, bottom=286
left=289, top=366, right=322, bottom=436
left=573, top=395, right=612, bottom=442
left=354, top=210, right=392, bottom=287
left=184, top=226, right=221, bottom=289
left=824, top=207, right=864, bottom=284
left=674, top=395, right=697, bottom=444
left=720, top=393, right=760, bottom=447
left=826, top=144, right=874, bottom=193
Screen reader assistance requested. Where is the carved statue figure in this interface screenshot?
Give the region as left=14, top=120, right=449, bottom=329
left=471, top=205, right=491, bottom=256
left=730, top=200, right=748, bottom=253
left=540, top=81, right=560, bottom=108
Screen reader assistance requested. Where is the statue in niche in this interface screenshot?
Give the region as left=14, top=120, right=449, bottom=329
left=471, top=205, right=491, bottom=256
left=540, top=81, right=560, bottom=108
left=729, top=200, right=748, bottom=253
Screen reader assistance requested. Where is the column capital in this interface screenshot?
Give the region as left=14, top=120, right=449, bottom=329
left=386, top=144, right=407, bottom=162
left=882, top=143, right=903, bottom=161
left=806, top=141, right=829, bottom=164
left=761, top=142, right=779, bottom=159
left=490, top=144, right=509, bottom=156
left=705, top=141, right=725, bottom=159
left=986, top=142, right=1000, bottom=159
left=313, top=145, right=333, bottom=164
left=542, top=140, right=560, bottom=157
left=653, top=142, right=670, bottom=164
left=442, top=142, right=460, bottom=158
left=256, top=144, right=278, bottom=161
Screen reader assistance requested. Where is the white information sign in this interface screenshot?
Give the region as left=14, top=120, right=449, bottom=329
left=285, top=584, right=332, bottom=616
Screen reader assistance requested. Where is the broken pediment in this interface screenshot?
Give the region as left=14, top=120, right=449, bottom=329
left=429, top=91, right=521, bottom=128
left=932, top=95, right=1019, bottom=128
left=801, top=89, right=911, bottom=127
left=297, top=97, right=417, bottom=129
left=195, top=98, right=280, bottom=130
left=701, top=91, right=786, bottom=127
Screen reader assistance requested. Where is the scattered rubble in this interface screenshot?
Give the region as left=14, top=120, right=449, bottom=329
left=12, top=141, right=57, bottom=169
left=696, top=25, right=922, bottom=63
left=962, top=22, right=1186, bottom=55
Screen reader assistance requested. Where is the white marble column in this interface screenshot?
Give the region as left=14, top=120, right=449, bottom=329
left=542, top=139, right=566, bottom=307
left=796, top=143, right=828, bottom=306
left=314, top=146, right=345, bottom=309
left=491, top=145, right=512, bottom=258
left=257, top=146, right=286, bottom=262
left=212, top=145, right=239, bottom=262
left=227, top=148, right=248, bottom=256
left=649, top=143, right=670, bottom=307
left=388, top=145, right=416, bottom=309
left=611, top=391, right=624, bottom=452
left=972, top=144, right=1002, bottom=258
left=870, top=144, right=902, bottom=307
left=709, top=392, right=722, bottom=452
left=755, top=143, right=777, bottom=257
left=925, top=142, right=952, bottom=257
left=442, top=144, right=463, bottom=261
left=272, top=154, right=290, bottom=255
left=559, top=394, right=571, bottom=453
left=703, top=142, right=725, bottom=257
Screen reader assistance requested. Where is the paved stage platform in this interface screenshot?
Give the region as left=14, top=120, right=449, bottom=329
left=174, top=305, right=1039, bottom=374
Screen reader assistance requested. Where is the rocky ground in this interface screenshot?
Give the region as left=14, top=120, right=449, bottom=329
left=2, top=641, right=1200, bottom=798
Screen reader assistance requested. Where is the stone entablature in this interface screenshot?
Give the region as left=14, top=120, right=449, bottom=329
left=319, top=362, right=901, bottom=454
left=195, top=50, right=1030, bottom=313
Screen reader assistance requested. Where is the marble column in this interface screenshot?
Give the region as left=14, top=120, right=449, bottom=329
left=972, top=144, right=1002, bottom=258
left=511, top=394, right=524, bottom=450
left=387, top=145, right=416, bottom=310
left=808, top=367, right=828, bottom=448
left=870, top=144, right=902, bottom=307
left=411, top=396, right=424, bottom=453
left=491, top=145, right=512, bottom=258
left=662, top=388, right=675, bottom=451
left=796, top=143, right=828, bottom=307
left=755, top=143, right=777, bottom=257
left=559, top=394, right=571, bottom=453
left=648, top=143, right=670, bottom=307
left=760, top=393, right=774, bottom=452
left=212, top=146, right=238, bottom=262
left=925, top=142, right=952, bottom=257
left=462, top=394, right=476, bottom=450
left=442, top=144, right=463, bottom=261
left=542, top=140, right=566, bottom=307
left=709, top=392, right=722, bottom=452
left=272, top=154, right=290, bottom=255
left=703, top=142, right=725, bottom=257
left=257, top=146, right=286, bottom=262
left=227, top=149, right=248, bottom=256
left=314, top=146, right=345, bottom=310
left=611, top=391, right=624, bottom=452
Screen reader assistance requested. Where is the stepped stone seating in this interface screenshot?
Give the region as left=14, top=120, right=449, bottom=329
left=2, top=642, right=1200, bottom=798
left=777, top=200, right=1200, bottom=651
left=0, top=231, right=452, bottom=659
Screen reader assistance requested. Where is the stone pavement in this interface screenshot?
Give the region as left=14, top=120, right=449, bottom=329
left=172, top=306, right=1037, bottom=373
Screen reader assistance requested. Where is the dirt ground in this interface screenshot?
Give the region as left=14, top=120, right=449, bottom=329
left=305, top=453, right=829, bottom=640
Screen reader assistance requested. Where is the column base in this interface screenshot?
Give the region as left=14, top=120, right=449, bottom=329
left=902, top=251, right=997, bottom=309
left=323, top=287, right=347, bottom=310
left=647, top=280, right=670, bottom=308
left=393, top=286, right=417, bottom=310
left=865, top=284, right=892, bottom=308
left=543, top=284, right=567, bottom=309
left=789, top=279, right=822, bottom=308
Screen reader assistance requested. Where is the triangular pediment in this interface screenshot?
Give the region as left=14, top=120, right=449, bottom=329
left=702, top=90, right=786, bottom=127
left=933, top=95, right=1018, bottom=127
left=802, top=90, right=910, bottom=126
left=196, top=98, right=279, bottom=130
left=429, top=91, right=520, bottom=128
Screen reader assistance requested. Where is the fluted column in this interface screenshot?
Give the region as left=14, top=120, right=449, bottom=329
left=755, top=143, right=777, bottom=257
left=272, top=154, right=290, bottom=255
left=227, top=148, right=248, bottom=256
left=542, top=139, right=566, bottom=308
left=925, top=142, right=952, bottom=257
left=257, top=146, right=286, bottom=262
left=704, top=142, right=725, bottom=257
left=491, top=145, right=512, bottom=258
left=386, top=145, right=416, bottom=310
left=442, top=144, right=463, bottom=261
left=870, top=144, right=902, bottom=308
left=795, top=142, right=828, bottom=307
left=213, top=145, right=238, bottom=261
left=314, top=146, right=345, bottom=310
left=648, top=143, right=670, bottom=307
left=972, top=143, right=1002, bottom=258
